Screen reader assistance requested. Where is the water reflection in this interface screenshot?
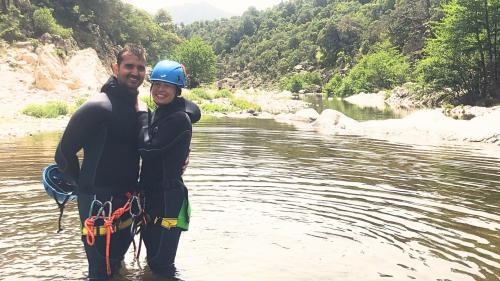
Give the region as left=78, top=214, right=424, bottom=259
left=0, top=119, right=499, bottom=281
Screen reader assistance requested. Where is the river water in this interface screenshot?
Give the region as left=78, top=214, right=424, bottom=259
left=0, top=117, right=499, bottom=281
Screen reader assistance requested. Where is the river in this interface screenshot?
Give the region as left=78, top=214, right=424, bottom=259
left=0, top=117, right=499, bottom=281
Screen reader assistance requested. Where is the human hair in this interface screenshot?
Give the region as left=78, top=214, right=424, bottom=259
left=116, top=44, right=146, bottom=66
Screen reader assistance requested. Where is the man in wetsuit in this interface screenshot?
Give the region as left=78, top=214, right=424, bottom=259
left=55, top=44, right=146, bottom=280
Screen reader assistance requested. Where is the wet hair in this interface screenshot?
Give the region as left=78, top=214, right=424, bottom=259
left=116, top=44, right=146, bottom=66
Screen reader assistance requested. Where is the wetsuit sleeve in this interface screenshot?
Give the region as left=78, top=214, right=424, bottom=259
left=185, top=99, right=201, bottom=124
left=55, top=100, right=109, bottom=183
left=138, top=112, right=192, bottom=160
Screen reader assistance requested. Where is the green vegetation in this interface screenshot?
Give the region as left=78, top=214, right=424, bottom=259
left=33, top=8, right=72, bottom=38
left=324, top=42, right=410, bottom=97
left=179, top=0, right=500, bottom=105
left=416, top=0, right=500, bottom=104
left=139, top=95, right=157, bottom=111
left=279, top=72, right=322, bottom=93
left=2, top=0, right=499, bottom=106
left=173, top=37, right=217, bottom=88
left=22, top=101, right=68, bottom=118
left=200, top=103, right=234, bottom=113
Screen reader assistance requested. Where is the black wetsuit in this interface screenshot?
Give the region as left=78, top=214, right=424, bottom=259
left=138, top=96, right=200, bottom=276
left=55, top=76, right=140, bottom=280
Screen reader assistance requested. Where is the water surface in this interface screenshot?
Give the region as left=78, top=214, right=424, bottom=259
left=0, top=117, right=499, bottom=281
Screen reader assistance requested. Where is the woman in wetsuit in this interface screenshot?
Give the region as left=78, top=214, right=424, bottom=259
left=136, top=60, right=200, bottom=276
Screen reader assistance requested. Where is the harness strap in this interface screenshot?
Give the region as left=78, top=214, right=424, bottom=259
left=151, top=216, right=179, bottom=229
left=54, top=195, right=71, bottom=233
left=81, top=217, right=134, bottom=236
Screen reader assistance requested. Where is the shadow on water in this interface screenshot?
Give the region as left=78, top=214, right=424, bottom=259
left=0, top=118, right=499, bottom=281
left=303, top=95, right=407, bottom=121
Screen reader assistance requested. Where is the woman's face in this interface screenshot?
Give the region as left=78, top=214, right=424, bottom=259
left=151, top=81, right=176, bottom=105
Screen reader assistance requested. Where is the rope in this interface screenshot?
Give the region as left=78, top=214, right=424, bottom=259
left=102, top=196, right=131, bottom=276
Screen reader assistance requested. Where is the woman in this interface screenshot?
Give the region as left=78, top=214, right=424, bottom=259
left=136, top=60, right=200, bottom=276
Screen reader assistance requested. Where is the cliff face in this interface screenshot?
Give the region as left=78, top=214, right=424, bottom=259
left=0, top=40, right=108, bottom=115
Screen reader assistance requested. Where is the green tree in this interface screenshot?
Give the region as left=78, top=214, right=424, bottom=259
left=33, top=7, right=73, bottom=38
left=417, top=0, right=500, bottom=102
left=326, top=41, right=410, bottom=96
left=173, top=37, right=217, bottom=88
left=154, top=9, right=174, bottom=32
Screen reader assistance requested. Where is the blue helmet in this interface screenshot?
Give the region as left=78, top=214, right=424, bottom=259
left=150, top=60, right=187, bottom=88
left=42, top=164, right=77, bottom=204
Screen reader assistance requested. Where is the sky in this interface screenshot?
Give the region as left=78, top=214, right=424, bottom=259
left=123, top=0, right=283, bottom=15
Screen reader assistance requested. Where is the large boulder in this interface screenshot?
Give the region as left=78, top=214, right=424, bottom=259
left=311, top=109, right=360, bottom=133
left=66, top=48, right=108, bottom=92
left=34, top=44, right=64, bottom=90
left=294, top=108, right=320, bottom=122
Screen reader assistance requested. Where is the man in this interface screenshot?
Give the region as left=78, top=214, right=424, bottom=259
left=55, top=44, right=147, bottom=280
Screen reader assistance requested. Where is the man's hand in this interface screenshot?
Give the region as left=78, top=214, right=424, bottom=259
left=181, top=148, right=191, bottom=175
left=136, top=98, right=149, bottom=112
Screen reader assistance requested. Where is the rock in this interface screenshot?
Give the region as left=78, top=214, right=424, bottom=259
left=20, top=53, right=38, bottom=65
left=294, top=64, right=304, bottom=71
left=311, top=109, right=360, bottom=132
left=34, top=65, right=57, bottom=91
left=66, top=48, right=108, bottom=92
left=294, top=108, right=319, bottom=122
left=443, top=105, right=475, bottom=120
left=344, top=92, right=386, bottom=110
left=298, top=89, right=306, bottom=95
left=14, top=41, right=33, bottom=50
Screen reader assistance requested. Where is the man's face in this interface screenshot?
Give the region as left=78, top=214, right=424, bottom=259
left=112, top=52, right=146, bottom=91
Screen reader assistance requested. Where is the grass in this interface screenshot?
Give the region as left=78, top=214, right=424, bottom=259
left=22, top=101, right=69, bottom=118
left=229, top=97, right=261, bottom=112
left=200, top=103, right=234, bottom=113
left=141, top=87, right=261, bottom=114
left=140, top=95, right=157, bottom=111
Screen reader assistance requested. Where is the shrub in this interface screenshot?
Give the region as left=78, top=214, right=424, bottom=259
left=230, top=97, right=261, bottom=111
left=326, top=42, right=410, bottom=97
left=33, top=8, right=73, bottom=38
left=279, top=72, right=322, bottom=93
left=200, top=103, right=233, bottom=113
left=22, top=101, right=68, bottom=118
left=140, top=95, right=157, bottom=111
left=212, top=89, right=232, bottom=99
left=190, top=88, right=213, bottom=100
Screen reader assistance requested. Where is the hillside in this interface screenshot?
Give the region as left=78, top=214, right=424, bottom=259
left=178, top=0, right=500, bottom=105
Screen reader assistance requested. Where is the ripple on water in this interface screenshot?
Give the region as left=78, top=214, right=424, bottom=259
left=0, top=118, right=499, bottom=281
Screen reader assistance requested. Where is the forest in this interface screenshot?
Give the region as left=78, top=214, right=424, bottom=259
left=1, top=0, right=499, bottom=105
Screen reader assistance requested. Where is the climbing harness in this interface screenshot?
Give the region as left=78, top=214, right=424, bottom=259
left=82, top=192, right=146, bottom=276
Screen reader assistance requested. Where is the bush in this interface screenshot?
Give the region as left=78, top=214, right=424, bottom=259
left=230, top=97, right=261, bottom=111
left=139, top=95, right=157, bottom=111
left=189, top=88, right=213, bottom=100
left=33, top=8, right=73, bottom=38
left=68, top=97, right=87, bottom=114
left=200, top=103, right=233, bottom=113
left=325, top=42, right=410, bottom=97
left=22, top=101, right=68, bottom=118
left=279, top=72, right=322, bottom=93
left=212, top=89, right=233, bottom=99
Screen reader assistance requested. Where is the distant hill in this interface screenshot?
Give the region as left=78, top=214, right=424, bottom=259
left=167, top=2, right=235, bottom=24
